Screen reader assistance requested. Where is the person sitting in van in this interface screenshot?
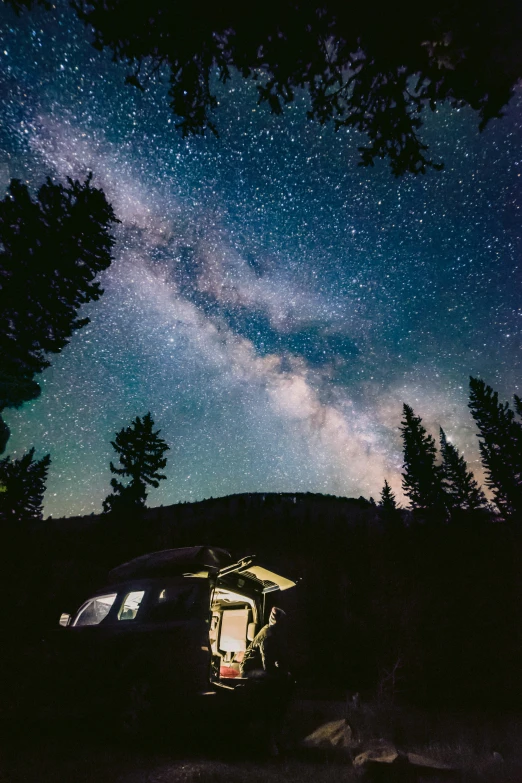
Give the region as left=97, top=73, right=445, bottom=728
left=240, top=606, right=289, bottom=678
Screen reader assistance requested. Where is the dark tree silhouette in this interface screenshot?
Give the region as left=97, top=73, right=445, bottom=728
left=400, top=404, right=444, bottom=513
left=6, top=0, right=506, bottom=174
left=378, top=479, right=402, bottom=526
left=439, top=427, right=487, bottom=514
left=0, top=448, right=51, bottom=522
left=0, top=175, right=119, bottom=452
left=0, top=419, right=9, bottom=456
left=468, top=377, right=522, bottom=518
left=103, top=412, right=170, bottom=514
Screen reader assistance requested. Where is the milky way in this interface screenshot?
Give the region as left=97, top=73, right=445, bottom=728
left=1, top=3, right=522, bottom=517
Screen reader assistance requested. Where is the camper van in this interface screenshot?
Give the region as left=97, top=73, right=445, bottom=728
left=58, top=546, right=296, bottom=731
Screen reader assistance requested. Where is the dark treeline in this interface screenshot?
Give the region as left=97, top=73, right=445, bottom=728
left=4, top=372, right=521, bottom=525
left=3, top=491, right=522, bottom=712
left=378, top=375, right=522, bottom=525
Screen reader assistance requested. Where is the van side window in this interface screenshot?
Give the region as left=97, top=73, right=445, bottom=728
left=146, top=585, right=203, bottom=623
left=117, top=591, right=145, bottom=621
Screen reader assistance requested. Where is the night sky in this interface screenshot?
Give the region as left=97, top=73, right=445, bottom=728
left=1, top=2, right=522, bottom=518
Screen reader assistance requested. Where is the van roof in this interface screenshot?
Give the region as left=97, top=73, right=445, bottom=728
left=107, top=546, right=233, bottom=583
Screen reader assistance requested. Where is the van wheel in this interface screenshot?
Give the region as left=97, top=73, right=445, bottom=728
left=118, top=675, right=155, bottom=738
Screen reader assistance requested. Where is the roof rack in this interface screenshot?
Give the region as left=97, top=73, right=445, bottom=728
left=217, top=555, right=255, bottom=578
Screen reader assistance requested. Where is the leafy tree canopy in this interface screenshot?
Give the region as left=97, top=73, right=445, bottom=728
left=7, top=0, right=520, bottom=175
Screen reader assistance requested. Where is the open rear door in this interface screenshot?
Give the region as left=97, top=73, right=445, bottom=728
left=216, top=556, right=297, bottom=595
left=238, top=565, right=296, bottom=593
left=211, top=557, right=297, bottom=687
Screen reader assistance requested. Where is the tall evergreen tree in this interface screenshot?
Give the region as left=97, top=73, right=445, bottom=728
left=379, top=479, right=402, bottom=526
left=0, top=448, right=51, bottom=522
left=103, top=413, right=169, bottom=515
left=380, top=479, right=397, bottom=511
left=400, top=404, right=444, bottom=512
left=0, top=175, right=118, bottom=452
left=439, top=428, right=487, bottom=514
left=468, top=377, right=522, bottom=517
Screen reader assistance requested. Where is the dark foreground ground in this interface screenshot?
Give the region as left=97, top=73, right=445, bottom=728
left=2, top=697, right=522, bottom=783
left=0, top=742, right=351, bottom=783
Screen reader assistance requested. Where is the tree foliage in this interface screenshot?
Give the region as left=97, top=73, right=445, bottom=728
left=468, top=377, right=522, bottom=518
left=0, top=175, right=118, bottom=452
left=103, top=412, right=170, bottom=515
left=379, top=479, right=402, bottom=526
left=31, top=0, right=519, bottom=175
left=400, top=404, right=444, bottom=512
left=0, top=448, right=51, bottom=522
left=439, top=427, right=487, bottom=513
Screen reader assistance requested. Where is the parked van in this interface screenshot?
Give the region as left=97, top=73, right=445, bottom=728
left=58, top=546, right=296, bottom=732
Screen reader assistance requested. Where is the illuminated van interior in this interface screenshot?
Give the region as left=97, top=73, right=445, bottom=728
left=210, top=587, right=258, bottom=680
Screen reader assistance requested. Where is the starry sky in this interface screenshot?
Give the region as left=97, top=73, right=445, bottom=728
left=1, top=2, right=522, bottom=518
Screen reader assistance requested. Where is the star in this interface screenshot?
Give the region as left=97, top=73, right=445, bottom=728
left=1, top=3, right=521, bottom=517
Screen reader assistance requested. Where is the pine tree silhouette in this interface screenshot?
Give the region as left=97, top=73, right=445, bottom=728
left=400, top=404, right=445, bottom=514
left=0, top=175, right=118, bottom=452
left=379, top=479, right=402, bottom=526
left=439, top=428, right=487, bottom=514
left=103, top=413, right=170, bottom=515
left=0, top=448, right=51, bottom=522
left=468, top=377, right=522, bottom=517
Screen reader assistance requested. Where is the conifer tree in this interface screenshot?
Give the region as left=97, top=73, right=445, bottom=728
left=439, top=428, right=487, bottom=514
left=0, top=175, right=118, bottom=452
left=380, top=479, right=397, bottom=511
left=103, top=413, right=169, bottom=514
left=468, top=377, right=522, bottom=517
left=400, top=404, right=444, bottom=512
left=0, top=448, right=51, bottom=522
left=379, top=479, right=402, bottom=525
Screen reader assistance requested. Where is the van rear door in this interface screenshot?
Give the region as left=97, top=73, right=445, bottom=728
left=215, top=558, right=296, bottom=597
left=237, top=565, right=296, bottom=593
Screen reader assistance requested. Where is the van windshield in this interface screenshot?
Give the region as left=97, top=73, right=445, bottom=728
left=73, top=593, right=118, bottom=627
